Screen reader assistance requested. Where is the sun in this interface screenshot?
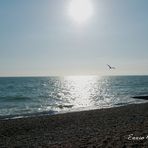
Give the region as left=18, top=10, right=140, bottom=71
left=68, top=0, right=94, bottom=24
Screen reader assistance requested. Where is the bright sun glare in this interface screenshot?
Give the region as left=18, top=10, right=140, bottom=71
left=68, top=0, right=94, bottom=24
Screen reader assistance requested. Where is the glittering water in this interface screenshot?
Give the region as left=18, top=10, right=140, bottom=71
left=0, top=76, right=148, bottom=118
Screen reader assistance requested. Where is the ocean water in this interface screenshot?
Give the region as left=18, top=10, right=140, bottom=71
left=0, top=76, right=148, bottom=118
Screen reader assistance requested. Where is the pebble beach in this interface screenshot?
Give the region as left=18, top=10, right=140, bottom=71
left=0, top=102, right=148, bottom=147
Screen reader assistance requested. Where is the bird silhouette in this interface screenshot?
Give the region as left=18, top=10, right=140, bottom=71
left=107, top=64, right=116, bottom=70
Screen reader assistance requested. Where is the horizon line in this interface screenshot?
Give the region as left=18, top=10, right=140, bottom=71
left=0, top=74, right=148, bottom=78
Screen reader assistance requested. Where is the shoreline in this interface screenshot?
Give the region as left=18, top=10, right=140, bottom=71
left=0, top=99, right=147, bottom=121
left=0, top=102, right=148, bottom=147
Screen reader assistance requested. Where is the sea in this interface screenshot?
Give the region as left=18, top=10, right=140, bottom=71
left=0, top=76, right=148, bottom=119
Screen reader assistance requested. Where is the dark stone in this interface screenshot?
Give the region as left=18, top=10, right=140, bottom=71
left=132, top=96, right=148, bottom=100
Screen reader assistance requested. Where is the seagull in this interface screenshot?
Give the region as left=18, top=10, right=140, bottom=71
left=107, top=64, right=116, bottom=70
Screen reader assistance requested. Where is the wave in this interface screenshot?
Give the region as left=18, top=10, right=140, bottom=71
left=44, top=104, right=74, bottom=109
left=115, top=102, right=129, bottom=106
left=0, top=110, right=57, bottom=120
left=57, top=104, right=74, bottom=109
left=0, top=96, right=32, bottom=102
left=132, top=96, right=148, bottom=100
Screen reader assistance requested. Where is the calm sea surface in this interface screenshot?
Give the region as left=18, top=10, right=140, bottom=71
left=0, top=76, right=148, bottom=118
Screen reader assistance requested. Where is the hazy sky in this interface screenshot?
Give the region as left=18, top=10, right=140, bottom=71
left=0, top=0, right=148, bottom=76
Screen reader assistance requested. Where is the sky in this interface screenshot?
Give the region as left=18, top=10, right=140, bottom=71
left=0, top=0, right=148, bottom=76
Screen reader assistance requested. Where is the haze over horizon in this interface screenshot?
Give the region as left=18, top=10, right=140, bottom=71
left=0, top=0, right=148, bottom=76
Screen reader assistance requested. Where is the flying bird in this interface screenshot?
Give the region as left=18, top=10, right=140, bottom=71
left=107, top=64, right=116, bottom=70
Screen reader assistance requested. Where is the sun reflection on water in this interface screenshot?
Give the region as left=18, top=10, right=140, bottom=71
left=63, top=76, right=99, bottom=108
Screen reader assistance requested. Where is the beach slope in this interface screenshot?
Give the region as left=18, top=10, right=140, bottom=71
left=0, top=103, right=148, bottom=147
